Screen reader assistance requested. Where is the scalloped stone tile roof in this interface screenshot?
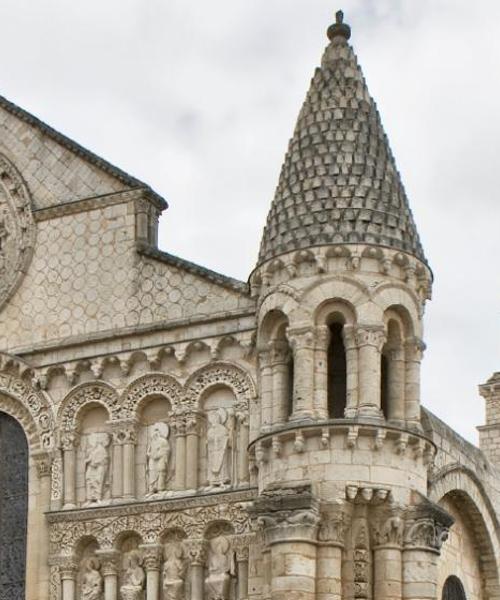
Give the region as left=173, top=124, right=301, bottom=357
left=257, top=16, right=427, bottom=268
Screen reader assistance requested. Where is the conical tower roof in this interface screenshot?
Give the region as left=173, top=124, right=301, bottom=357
left=257, top=12, right=427, bottom=268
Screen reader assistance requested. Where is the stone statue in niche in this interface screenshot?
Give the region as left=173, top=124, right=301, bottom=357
left=146, top=422, right=171, bottom=494
left=120, top=550, right=145, bottom=600
left=85, top=432, right=110, bottom=503
left=207, top=408, right=233, bottom=488
left=162, top=544, right=186, bottom=600
left=81, top=557, right=103, bottom=600
left=205, top=536, right=233, bottom=600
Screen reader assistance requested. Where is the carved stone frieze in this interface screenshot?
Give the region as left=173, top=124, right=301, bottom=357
left=185, top=362, right=256, bottom=408
left=121, top=373, right=183, bottom=419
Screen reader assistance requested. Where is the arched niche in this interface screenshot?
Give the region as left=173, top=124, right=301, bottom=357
left=199, top=386, right=238, bottom=490
left=75, top=403, right=111, bottom=506
left=136, top=394, right=173, bottom=498
left=162, top=528, right=188, bottom=600
left=76, top=537, right=103, bottom=600
left=118, top=532, right=146, bottom=598
left=204, top=521, right=237, bottom=600
left=0, top=411, right=28, bottom=600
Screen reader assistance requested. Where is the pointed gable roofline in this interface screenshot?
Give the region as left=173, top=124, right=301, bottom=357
left=0, top=93, right=167, bottom=209
left=257, top=11, right=427, bottom=268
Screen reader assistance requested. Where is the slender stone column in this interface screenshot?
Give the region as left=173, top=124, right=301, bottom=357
left=317, top=507, right=349, bottom=600
left=236, top=546, right=249, bottom=600
left=61, top=432, right=78, bottom=509
left=186, top=541, right=206, bottom=600
left=404, top=338, right=425, bottom=429
left=386, top=346, right=405, bottom=424
left=122, top=421, right=137, bottom=499
left=174, top=415, right=187, bottom=490
left=288, top=327, right=316, bottom=420
left=250, top=485, right=319, bottom=600
left=60, top=563, right=77, bottom=600
left=140, top=544, right=163, bottom=600
left=50, top=449, right=63, bottom=511
left=110, top=425, right=124, bottom=499
left=32, top=451, right=52, bottom=600
left=185, top=411, right=200, bottom=490
left=259, top=349, right=273, bottom=431
left=355, top=326, right=386, bottom=419
left=372, top=508, right=404, bottom=600
left=96, top=550, right=120, bottom=600
left=313, top=325, right=330, bottom=420
left=237, top=411, right=250, bottom=485
left=343, top=325, right=359, bottom=418
left=270, top=340, right=291, bottom=425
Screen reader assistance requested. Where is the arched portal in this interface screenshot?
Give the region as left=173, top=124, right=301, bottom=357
left=442, top=575, right=467, bottom=600
left=0, top=411, right=28, bottom=599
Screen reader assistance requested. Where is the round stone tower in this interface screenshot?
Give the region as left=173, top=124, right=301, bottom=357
left=248, top=12, right=451, bottom=600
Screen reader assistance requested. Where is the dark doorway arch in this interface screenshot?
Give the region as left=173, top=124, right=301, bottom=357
left=0, top=412, right=28, bottom=599
left=442, top=575, right=467, bottom=600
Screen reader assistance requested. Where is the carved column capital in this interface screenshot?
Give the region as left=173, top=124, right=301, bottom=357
left=95, top=549, right=120, bottom=576
left=287, top=326, right=316, bottom=350
left=185, top=539, right=207, bottom=565
left=404, top=497, right=454, bottom=554
left=139, top=544, right=163, bottom=571
left=57, top=556, right=78, bottom=579
left=185, top=411, right=202, bottom=435
left=371, top=504, right=405, bottom=549
left=318, top=504, right=352, bottom=548
left=60, top=431, right=79, bottom=451
left=110, top=419, right=138, bottom=445
left=315, top=325, right=331, bottom=350
left=249, top=485, right=320, bottom=545
left=355, top=325, right=386, bottom=351
left=404, top=337, right=426, bottom=361
left=32, top=449, right=52, bottom=478
left=269, top=339, right=291, bottom=365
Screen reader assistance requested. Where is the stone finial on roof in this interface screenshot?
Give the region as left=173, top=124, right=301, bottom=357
left=327, top=10, right=351, bottom=41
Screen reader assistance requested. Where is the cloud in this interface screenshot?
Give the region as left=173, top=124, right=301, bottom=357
left=0, top=0, right=498, bottom=443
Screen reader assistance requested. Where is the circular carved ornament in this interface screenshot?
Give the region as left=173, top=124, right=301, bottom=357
left=0, top=153, right=35, bottom=309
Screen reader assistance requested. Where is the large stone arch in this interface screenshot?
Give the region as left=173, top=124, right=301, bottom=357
left=185, top=362, right=257, bottom=410
left=430, top=465, right=500, bottom=599
left=57, top=381, right=120, bottom=432
left=120, top=373, right=183, bottom=419
left=0, top=370, right=54, bottom=450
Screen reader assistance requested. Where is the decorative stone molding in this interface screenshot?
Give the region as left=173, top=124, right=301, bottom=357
left=404, top=494, right=454, bottom=554
left=121, top=373, right=183, bottom=418
left=249, top=484, right=320, bottom=544
left=185, top=361, right=256, bottom=409
left=354, top=325, right=386, bottom=351
left=48, top=490, right=254, bottom=555
left=0, top=371, right=54, bottom=449
left=58, top=381, right=120, bottom=430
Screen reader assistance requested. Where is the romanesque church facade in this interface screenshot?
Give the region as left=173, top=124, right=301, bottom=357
left=0, top=10, right=498, bottom=600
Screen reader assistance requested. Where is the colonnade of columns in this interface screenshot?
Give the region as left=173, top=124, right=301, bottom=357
left=60, top=410, right=250, bottom=510
left=258, top=323, right=424, bottom=430
left=56, top=539, right=250, bottom=600
left=252, top=487, right=452, bottom=600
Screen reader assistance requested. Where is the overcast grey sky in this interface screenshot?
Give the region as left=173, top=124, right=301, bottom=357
left=1, top=0, right=499, bottom=443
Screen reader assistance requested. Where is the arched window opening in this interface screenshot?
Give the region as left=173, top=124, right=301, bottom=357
left=328, top=322, right=347, bottom=418
left=381, top=353, right=389, bottom=419
left=287, top=354, right=294, bottom=417
left=0, top=412, right=28, bottom=599
left=442, top=575, right=467, bottom=600
left=380, top=319, right=404, bottom=423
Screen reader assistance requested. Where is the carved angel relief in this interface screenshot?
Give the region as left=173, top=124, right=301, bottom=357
left=0, top=155, right=35, bottom=309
